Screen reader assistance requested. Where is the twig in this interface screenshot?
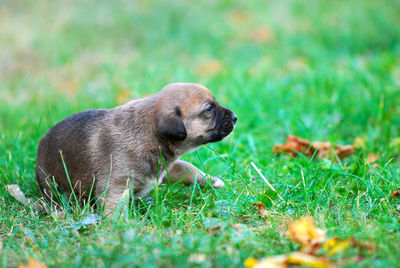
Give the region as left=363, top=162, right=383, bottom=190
left=250, top=162, right=284, bottom=202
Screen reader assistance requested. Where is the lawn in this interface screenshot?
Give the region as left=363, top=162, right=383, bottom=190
left=1, top=0, right=400, bottom=267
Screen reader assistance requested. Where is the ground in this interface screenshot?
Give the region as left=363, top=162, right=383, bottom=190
left=1, top=0, right=400, bottom=267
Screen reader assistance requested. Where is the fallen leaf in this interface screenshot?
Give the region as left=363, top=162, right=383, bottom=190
left=287, top=217, right=326, bottom=249
left=254, top=252, right=330, bottom=268
left=326, top=239, right=352, bottom=257
left=366, top=153, right=379, bottom=163
left=273, top=136, right=315, bottom=157
left=353, top=137, right=366, bottom=149
left=322, top=238, right=339, bottom=251
left=244, top=257, right=259, bottom=268
left=254, top=255, right=287, bottom=268
left=18, top=258, right=47, bottom=268
left=6, top=184, right=31, bottom=206
left=273, top=136, right=356, bottom=160
left=252, top=202, right=269, bottom=216
left=196, top=59, right=223, bottom=77
left=391, top=190, right=400, bottom=198
left=249, top=26, right=275, bottom=43
left=6, top=184, right=47, bottom=212
left=286, top=252, right=329, bottom=268
left=245, top=216, right=365, bottom=268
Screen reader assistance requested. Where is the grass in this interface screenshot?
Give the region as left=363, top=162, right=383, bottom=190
left=1, top=0, right=400, bottom=266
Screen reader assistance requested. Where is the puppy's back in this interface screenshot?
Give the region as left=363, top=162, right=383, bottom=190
left=36, top=109, right=109, bottom=200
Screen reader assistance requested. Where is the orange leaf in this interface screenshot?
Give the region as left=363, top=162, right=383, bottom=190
left=287, top=217, right=326, bottom=248
left=273, top=135, right=315, bottom=157
left=391, top=190, right=400, bottom=198
left=366, top=153, right=379, bottom=163
left=252, top=202, right=269, bottom=216
left=18, top=258, right=47, bottom=268
left=274, top=136, right=356, bottom=160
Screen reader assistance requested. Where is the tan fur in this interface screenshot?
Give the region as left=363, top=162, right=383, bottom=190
left=36, top=83, right=237, bottom=212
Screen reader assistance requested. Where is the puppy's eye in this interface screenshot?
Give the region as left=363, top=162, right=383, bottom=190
left=205, top=106, right=215, bottom=113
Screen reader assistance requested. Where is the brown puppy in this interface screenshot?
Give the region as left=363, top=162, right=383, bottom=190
left=36, top=83, right=237, bottom=211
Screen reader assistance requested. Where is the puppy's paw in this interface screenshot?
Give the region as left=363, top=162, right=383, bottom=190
left=212, top=177, right=225, bottom=188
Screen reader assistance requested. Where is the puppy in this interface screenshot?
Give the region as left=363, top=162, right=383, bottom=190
left=36, top=83, right=237, bottom=211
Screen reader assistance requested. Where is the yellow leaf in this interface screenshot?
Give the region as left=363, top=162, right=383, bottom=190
left=353, top=137, right=366, bottom=149
left=286, top=252, right=329, bottom=268
left=322, top=237, right=339, bottom=251
left=327, top=239, right=352, bottom=257
left=244, top=257, right=259, bottom=268
left=254, top=255, right=287, bottom=268
left=287, top=217, right=326, bottom=247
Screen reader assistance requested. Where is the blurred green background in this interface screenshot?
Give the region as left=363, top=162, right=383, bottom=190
left=1, top=0, right=400, bottom=267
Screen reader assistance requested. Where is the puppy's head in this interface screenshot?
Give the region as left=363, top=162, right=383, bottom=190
left=155, top=83, right=237, bottom=149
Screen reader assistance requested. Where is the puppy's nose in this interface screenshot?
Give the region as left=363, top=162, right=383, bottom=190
left=231, top=113, right=237, bottom=124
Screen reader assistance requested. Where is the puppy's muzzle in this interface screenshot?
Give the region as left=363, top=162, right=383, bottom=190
left=205, top=108, right=237, bottom=143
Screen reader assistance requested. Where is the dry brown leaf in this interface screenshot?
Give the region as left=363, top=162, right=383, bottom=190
left=249, top=26, right=275, bottom=43
left=273, top=136, right=356, bottom=160
left=252, top=202, right=269, bottom=216
left=391, top=190, right=400, bottom=198
left=18, top=258, right=47, bottom=268
left=366, top=153, right=379, bottom=163
left=287, top=217, right=326, bottom=249
left=273, top=136, right=315, bottom=157
left=196, top=59, right=223, bottom=77
left=245, top=216, right=364, bottom=268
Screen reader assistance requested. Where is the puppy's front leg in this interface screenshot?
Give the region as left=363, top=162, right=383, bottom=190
left=164, top=160, right=224, bottom=188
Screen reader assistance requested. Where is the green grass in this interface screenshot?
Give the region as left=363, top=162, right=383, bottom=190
left=1, top=0, right=400, bottom=267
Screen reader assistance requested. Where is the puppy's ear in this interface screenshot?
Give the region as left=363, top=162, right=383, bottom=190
left=156, top=107, right=187, bottom=141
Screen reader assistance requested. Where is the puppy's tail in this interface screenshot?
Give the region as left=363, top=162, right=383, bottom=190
left=6, top=184, right=48, bottom=213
